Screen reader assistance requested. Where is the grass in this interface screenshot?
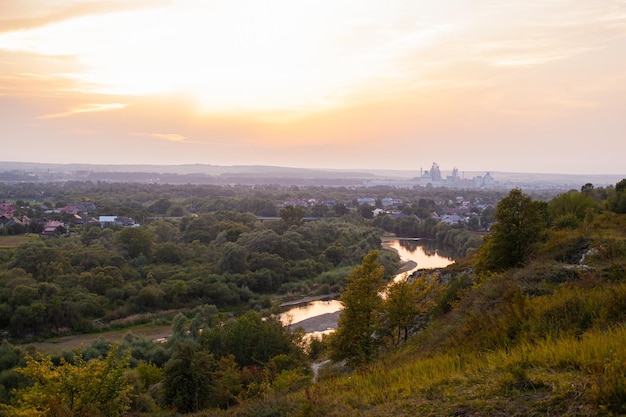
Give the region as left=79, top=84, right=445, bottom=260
left=209, top=326, right=626, bottom=416
left=28, top=323, right=172, bottom=355
left=0, top=234, right=38, bottom=248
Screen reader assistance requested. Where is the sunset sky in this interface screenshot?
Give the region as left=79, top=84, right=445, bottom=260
left=1, top=0, right=625, bottom=175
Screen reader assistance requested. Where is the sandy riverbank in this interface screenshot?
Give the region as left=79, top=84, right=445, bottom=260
left=286, top=311, right=342, bottom=333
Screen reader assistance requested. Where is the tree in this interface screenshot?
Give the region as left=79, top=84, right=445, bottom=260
left=333, top=203, right=349, bottom=216
left=200, top=311, right=299, bottom=368
left=477, top=188, right=546, bottom=272
left=608, top=179, right=626, bottom=214
left=115, top=226, right=154, bottom=260
left=581, top=182, right=594, bottom=195
left=358, top=204, right=374, bottom=219
left=279, top=205, right=305, bottom=227
left=548, top=190, right=596, bottom=228
left=311, top=204, right=329, bottom=218
left=212, top=355, right=243, bottom=409
left=7, top=344, right=132, bottom=417
left=330, top=250, right=386, bottom=366
left=380, top=274, right=446, bottom=345
left=163, top=342, right=216, bottom=413
left=0, top=340, right=27, bottom=404
left=218, top=242, right=249, bottom=273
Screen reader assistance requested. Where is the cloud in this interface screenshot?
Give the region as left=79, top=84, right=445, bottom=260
left=131, top=132, right=187, bottom=142
left=40, top=103, right=127, bottom=119
left=0, top=0, right=167, bottom=34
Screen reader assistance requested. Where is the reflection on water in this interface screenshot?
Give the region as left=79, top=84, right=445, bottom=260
left=280, top=299, right=342, bottom=327
left=280, top=239, right=455, bottom=332
left=383, top=239, right=454, bottom=272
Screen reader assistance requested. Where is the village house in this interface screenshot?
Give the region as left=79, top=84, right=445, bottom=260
left=41, top=220, right=67, bottom=236
left=99, top=216, right=137, bottom=228
left=0, top=203, right=16, bottom=215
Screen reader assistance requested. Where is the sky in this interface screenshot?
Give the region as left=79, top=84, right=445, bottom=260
left=1, top=0, right=625, bottom=175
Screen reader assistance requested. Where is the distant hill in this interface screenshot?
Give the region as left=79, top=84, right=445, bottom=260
left=0, top=161, right=623, bottom=188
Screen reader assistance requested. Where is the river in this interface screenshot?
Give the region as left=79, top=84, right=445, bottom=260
left=280, top=239, right=454, bottom=335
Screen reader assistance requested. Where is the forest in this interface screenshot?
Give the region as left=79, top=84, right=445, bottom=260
left=0, top=179, right=623, bottom=415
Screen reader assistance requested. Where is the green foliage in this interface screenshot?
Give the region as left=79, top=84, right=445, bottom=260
left=279, top=205, right=305, bottom=226
left=200, top=311, right=303, bottom=368
left=477, top=188, right=546, bottom=272
left=607, top=178, right=626, bottom=213
left=163, top=342, right=216, bottom=413
left=9, top=241, right=69, bottom=281
left=330, top=250, right=386, bottom=366
left=380, top=274, right=446, bottom=345
left=0, top=341, right=27, bottom=404
left=548, top=190, right=597, bottom=229
left=0, top=206, right=387, bottom=338
left=115, top=226, right=154, bottom=260
left=213, top=354, right=243, bottom=409
left=6, top=344, right=132, bottom=417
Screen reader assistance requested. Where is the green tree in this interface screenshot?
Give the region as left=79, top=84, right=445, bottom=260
left=333, top=203, right=349, bottom=216
left=9, top=241, right=66, bottom=281
left=154, top=242, right=183, bottom=264
left=279, top=205, right=305, bottom=227
left=380, top=274, right=445, bottom=345
left=115, top=226, right=154, bottom=260
left=6, top=344, right=132, bottom=417
left=311, top=203, right=329, bottom=218
left=358, top=203, right=374, bottom=219
left=213, top=354, right=243, bottom=409
left=200, top=311, right=300, bottom=368
left=581, top=182, right=594, bottom=195
left=152, top=220, right=180, bottom=243
left=0, top=340, right=27, bottom=404
left=477, top=188, right=546, bottom=272
left=608, top=179, right=626, bottom=213
left=330, top=250, right=386, bottom=366
left=548, top=190, right=597, bottom=228
left=163, top=342, right=216, bottom=413
left=218, top=242, right=249, bottom=273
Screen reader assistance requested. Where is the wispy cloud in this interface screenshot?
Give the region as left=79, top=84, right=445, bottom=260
left=40, top=103, right=127, bottom=119
left=0, top=1, right=165, bottom=34
left=131, top=132, right=187, bottom=142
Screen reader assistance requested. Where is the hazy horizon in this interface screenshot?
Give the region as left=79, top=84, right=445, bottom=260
left=1, top=1, right=625, bottom=175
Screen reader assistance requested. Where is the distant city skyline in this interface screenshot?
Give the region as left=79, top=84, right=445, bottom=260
left=1, top=1, right=625, bottom=175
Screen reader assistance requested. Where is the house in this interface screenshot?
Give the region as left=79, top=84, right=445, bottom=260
left=357, top=197, right=376, bottom=206
left=390, top=211, right=409, bottom=219
left=0, top=214, right=30, bottom=229
left=99, top=216, right=137, bottom=228
left=440, top=214, right=462, bottom=225
left=58, top=205, right=80, bottom=215
left=0, top=203, right=16, bottom=215
left=41, top=220, right=66, bottom=236
left=0, top=214, right=11, bottom=227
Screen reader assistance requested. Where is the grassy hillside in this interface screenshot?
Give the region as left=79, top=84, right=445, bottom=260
left=202, top=211, right=626, bottom=416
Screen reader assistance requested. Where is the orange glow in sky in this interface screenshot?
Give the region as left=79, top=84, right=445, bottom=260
left=1, top=0, right=625, bottom=174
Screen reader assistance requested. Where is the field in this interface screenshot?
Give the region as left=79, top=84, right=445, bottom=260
left=29, top=324, right=172, bottom=354
left=0, top=234, right=39, bottom=248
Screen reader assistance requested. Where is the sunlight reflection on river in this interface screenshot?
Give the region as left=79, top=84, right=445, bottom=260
left=280, top=239, right=454, bottom=332
left=281, top=299, right=343, bottom=327
left=384, top=238, right=454, bottom=280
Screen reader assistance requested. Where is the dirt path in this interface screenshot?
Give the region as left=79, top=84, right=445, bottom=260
left=311, top=359, right=331, bottom=382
